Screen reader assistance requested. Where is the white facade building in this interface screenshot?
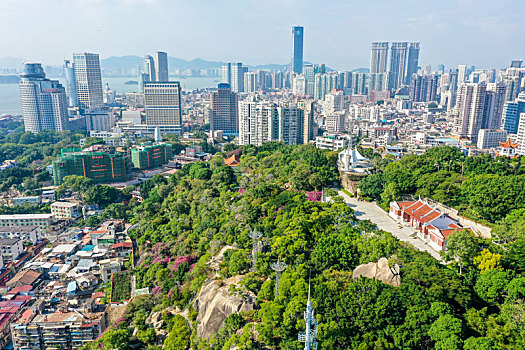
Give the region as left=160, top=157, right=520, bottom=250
left=477, top=129, right=508, bottom=149
left=0, top=226, right=42, bottom=245
left=19, top=63, right=69, bottom=133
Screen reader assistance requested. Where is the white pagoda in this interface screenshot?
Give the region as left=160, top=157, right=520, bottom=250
left=338, top=146, right=373, bottom=173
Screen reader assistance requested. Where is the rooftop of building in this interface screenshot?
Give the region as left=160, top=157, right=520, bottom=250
left=0, top=238, right=22, bottom=245
left=51, top=201, right=79, bottom=208
left=0, top=225, right=39, bottom=233
left=0, top=213, right=54, bottom=220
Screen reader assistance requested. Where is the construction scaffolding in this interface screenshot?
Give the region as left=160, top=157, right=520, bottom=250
left=131, top=143, right=173, bottom=170
left=52, top=148, right=127, bottom=185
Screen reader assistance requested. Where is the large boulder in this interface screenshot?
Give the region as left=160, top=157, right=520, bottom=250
left=194, top=275, right=255, bottom=339
left=352, top=257, right=400, bottom=286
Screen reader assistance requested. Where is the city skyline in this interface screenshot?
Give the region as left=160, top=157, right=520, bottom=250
left=0, top=0, right=523, bottom=70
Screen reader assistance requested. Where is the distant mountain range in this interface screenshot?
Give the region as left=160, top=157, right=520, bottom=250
left=0, top=57, right=26, bottom=68
left=0, top=55, right=368, bottom=74
left=100, top=55, right=306, bottom=72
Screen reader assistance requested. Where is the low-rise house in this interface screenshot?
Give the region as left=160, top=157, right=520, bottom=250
left=99, top=258, right=123, bottom=283
left=109, top=241, right=133, bottom=258
left=6, top=270, right=41, bottom=288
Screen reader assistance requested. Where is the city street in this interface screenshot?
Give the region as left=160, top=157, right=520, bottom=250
left=338, top=190, right=443, bottom=261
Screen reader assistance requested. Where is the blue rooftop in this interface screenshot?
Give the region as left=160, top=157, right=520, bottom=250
left=67, top=281, right=77, bottom=293
left=81, top=245, right=95, bottom=252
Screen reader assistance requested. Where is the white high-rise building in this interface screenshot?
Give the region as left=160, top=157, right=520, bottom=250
left=516, top=113, right=525, bottom=155
left=244, top=72, right=257, bottom=93
left=20, top=63, right=69, bottom=133
left=144, top=82, right=182, bottom=133
left=73, top=52, right=104, bottom=110
left=238, top=101, right=307, bottom=146
left=370, top=42, right=389, bottom=74
left=324, top=90, right=345, bottom=114
left=454, top=83, right=487, bottom=140
left=238, top=100, right=275, bottom=146
left=276, top=104, right=304, bottom=145
left=454, top=82, right=506, bottom=141
left=458, top=64, right=468, bottom=84
left=292, top=74, right=306, bottom=96
left=221, top=63, right=232, bottom=85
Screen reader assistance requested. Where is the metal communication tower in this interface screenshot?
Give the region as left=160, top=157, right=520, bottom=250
left=298, top=281, right=318, bottom=350
left=270, top=260, right=287, bottom=298
left=248, top=229, right=263, bottom=272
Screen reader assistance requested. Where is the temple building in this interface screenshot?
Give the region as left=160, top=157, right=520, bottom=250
left=389, top=199, right=476, bottom=251
left=496, top=139, right=519, bottom=158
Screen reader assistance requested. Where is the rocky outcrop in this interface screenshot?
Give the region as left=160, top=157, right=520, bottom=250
left=194, top=275, right=255, bottom=339
left=352, top=257, right=400, bottom=287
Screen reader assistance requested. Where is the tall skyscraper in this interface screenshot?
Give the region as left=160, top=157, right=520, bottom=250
left=405, top=42, right=420, bottom=84
left=244, top=72, right=257, bottom=93
left=291, top=26, right=304, bottom=74
left=457, top=64, right=468, bottom=84
left=221, top=63, right=232, bottom=85
left=144, top=82, right=182, bottom=133
left=370, top=42, right=389, bottom=74
left=144, top=55, right=156, bottom=82
left=73, top=52, right=104, bottom=111
left=20, top=63, right=69, bottom=133
left=389, top=42, right=409, bottom=90
left=454, top=83, right=487, bottom=140
left=483, top=83, right=507, bottom=130
left=231, top=63, right=247, bottom=93
left=154, top=51, right=169, bottom=81
left=454, top=82, right=506, bottom=141
left=210, top=83, right=238, bottom=134
left=63, top=60, right=78, bottom=108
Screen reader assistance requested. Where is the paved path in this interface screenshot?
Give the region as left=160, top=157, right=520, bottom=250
left=338, top=190, right=443, bottom=261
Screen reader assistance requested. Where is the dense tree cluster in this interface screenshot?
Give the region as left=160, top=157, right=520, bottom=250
left=83, top=144, right=523, bottom=350
left=358, top=146, right=525, bottom=223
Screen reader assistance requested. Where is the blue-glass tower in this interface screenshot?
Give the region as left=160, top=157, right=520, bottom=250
left=291, top=26, right=304, bottom=74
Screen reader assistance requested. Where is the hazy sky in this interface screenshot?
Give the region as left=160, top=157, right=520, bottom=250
left=0, top=0, right=523, bottom=70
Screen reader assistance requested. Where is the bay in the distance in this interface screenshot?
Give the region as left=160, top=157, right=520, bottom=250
left=0, top=76, right=220, bottom=115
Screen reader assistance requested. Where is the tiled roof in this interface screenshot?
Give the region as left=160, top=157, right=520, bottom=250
left=6, top=270, right=41, bottom=287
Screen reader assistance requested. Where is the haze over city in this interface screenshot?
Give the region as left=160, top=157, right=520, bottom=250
left=0, top=1, right=524, bottom=350
left=0, top=0, right=523, bottom=69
